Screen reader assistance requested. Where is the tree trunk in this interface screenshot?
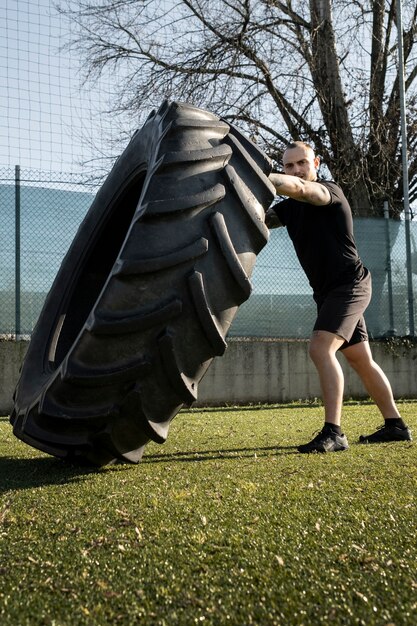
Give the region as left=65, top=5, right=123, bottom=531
left=308, top=0, right=373, bottom=214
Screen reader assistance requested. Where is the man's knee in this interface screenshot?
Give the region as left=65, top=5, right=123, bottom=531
left=309, top=331, right=344, bottom=365
left=309, top=339, right=321, bottom=363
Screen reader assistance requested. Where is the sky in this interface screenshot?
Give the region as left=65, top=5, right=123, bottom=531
left=0, top=0, right=109, bottom=175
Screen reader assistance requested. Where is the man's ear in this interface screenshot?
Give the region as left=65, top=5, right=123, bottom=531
left=314, top=156, right=321, bottom=170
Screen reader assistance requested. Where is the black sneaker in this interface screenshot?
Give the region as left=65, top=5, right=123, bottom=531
left=298, top=429, right=349, bottom=454
left=359, top=424, right=412, bottom=444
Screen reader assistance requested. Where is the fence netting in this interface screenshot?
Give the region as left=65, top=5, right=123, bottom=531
left=1, top=166, right=416, bottom=339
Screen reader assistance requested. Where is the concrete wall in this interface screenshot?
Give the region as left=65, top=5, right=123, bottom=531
left=1, top=338, right=416, bottom=415
left=0, top=340, right=29, bottom=415
left=197, top=338, right=417, bottom=405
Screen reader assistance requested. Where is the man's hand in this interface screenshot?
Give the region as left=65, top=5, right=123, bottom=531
left=265, top=208, right=282, bottom=229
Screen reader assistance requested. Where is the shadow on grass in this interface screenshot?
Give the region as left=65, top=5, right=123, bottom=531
left=142, top=444, right=299, bottom=464
left=185, top=404, right=319, bottom=413
left=0, top=444, right=298, bottom=494
left=0, top=456, right=108, bottom=495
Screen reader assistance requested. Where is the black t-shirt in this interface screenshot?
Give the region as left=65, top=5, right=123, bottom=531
left=272, top=180, right=365, bottom=296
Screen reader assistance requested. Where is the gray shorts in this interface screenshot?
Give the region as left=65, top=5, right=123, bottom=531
left=313, top=268, right=372, bottom=350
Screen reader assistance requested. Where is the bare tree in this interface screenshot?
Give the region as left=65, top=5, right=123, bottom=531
left=59, top=0, right=417, bottom=217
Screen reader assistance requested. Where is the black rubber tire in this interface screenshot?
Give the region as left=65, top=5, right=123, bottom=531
left=10, top=101, right=275, bottom=466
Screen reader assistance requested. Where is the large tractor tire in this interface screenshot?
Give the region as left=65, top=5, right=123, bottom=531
left=10, top=101, right=275, bottom=466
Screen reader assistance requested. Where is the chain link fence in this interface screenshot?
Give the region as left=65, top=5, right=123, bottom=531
left=0, top=167, right=99, bottom=336
left=233, top=217, right=417, bottom=338
left=1, top=166, right=416, bottom=339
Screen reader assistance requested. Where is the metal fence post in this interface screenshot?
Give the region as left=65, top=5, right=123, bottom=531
left=397, top=0, right=415, bottom=336
left=383, top=202, right=395, bottom=335
left=15, top=164, right=21, bottom=339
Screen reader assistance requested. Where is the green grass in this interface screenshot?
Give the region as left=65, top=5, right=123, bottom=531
left=1, top=402, right=416, bottom=626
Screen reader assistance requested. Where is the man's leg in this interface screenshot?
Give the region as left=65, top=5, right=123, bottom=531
left=342, top=341, right=412, bottom=443
left=341, top=340, right=400, bottom=419
left=297, top=330, right=349, bottom=453
left=308, top=330, right=346, bottom=426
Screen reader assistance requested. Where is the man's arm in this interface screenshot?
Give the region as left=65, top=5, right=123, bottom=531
left=269, top=173, right=331, bottom=206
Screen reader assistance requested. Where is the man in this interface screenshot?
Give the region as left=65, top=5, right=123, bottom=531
left=266, top=141, right=412, bottom=453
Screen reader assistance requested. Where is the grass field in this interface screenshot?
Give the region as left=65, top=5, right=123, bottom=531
left=1, top=402, right=416, bottom=626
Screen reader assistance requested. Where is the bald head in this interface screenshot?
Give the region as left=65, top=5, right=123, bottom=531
left=285, top=141, right=315, bottom=154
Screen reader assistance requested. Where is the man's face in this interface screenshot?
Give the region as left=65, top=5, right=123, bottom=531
left=282, top=146, right=320, bottom=181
